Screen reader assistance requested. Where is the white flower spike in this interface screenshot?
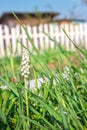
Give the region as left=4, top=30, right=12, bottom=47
left=21, top=49, right=30, bottom=79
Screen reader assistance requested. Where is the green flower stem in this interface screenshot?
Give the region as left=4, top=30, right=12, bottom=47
left=24, top=78, right=30, bottom=127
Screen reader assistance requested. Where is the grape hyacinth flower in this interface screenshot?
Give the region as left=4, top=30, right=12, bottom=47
left=63, top=66, right=70, bottom=81
left=21, top=48, right=30, bottom=127
left=21, top=48, right=30, bottom=79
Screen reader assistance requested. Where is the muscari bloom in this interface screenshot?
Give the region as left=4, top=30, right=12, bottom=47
left=63, top=66, right=70, bottom=81
left=21, top=49, right=30, bottom=79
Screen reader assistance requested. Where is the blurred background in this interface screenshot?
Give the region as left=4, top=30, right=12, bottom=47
left=0, top=0, right=87, bottom=20
left=0, top=0, right=87, bottom=57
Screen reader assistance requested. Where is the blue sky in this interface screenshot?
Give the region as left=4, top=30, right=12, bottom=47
left=0, top=0, right=87, bottom=20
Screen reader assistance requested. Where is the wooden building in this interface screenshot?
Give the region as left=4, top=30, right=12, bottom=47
left=0, top=12, right=59, bottom=27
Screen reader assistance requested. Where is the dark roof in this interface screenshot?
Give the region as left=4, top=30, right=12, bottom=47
left=0, top=12, right=59, bottom=22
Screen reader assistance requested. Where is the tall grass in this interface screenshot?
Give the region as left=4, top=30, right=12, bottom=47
left=0, top=14, right=87, bottom=130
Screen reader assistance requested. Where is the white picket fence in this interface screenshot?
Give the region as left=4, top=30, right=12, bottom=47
left=0, top=22, right=87, bottom=57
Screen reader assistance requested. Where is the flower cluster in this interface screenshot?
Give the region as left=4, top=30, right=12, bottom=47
left=21, top=49, right=30, bottom=79
left=63, top=66, right=70, bottom=81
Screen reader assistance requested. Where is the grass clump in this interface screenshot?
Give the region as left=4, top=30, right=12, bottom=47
left=0, top=15, right=87, bottom=130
